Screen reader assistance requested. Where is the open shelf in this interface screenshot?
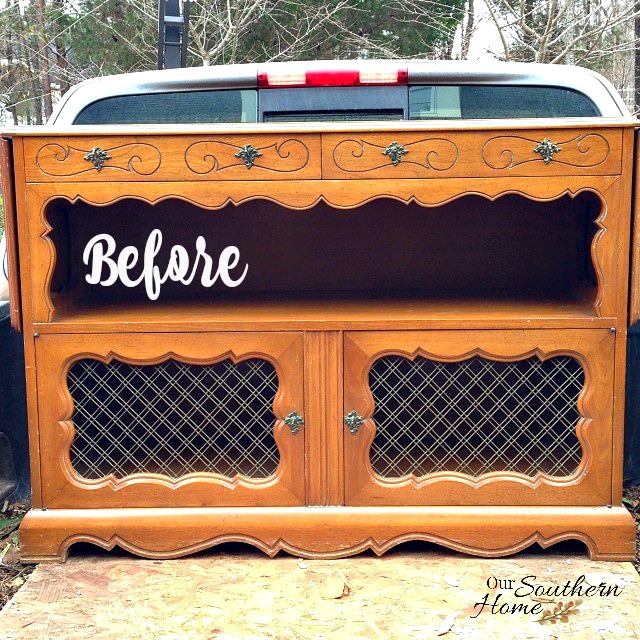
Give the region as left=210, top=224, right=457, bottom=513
left=44, top=192, right=603, bottom=330
left=40, top=288, right=606, bottom=333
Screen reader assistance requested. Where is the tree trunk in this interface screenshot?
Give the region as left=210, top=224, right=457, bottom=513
left=29, top=43, right=44, bottom=126
left=524, top=0, right=536, bottom=62
left=5, top=15, right=17, bottom=124
left=461, top=0, right=474, bottom=60
left=635, top=0, right=640, bottom=114
left=53, top=0, right=70, bottom=95
left=35, top=0, right=53, bottom=120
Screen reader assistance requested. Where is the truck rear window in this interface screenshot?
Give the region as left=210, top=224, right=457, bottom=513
left=408, top=85, right=599, bottom=119
left=73, top=84, right=600, bottom=124
left=74, top=89, right=258, bottom=124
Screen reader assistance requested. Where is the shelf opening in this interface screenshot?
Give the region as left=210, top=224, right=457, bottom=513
left=47, top=193, right=602, bottom=321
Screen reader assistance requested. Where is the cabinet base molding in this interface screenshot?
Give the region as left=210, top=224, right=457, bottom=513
left=20, top=506, right=636, bottom=563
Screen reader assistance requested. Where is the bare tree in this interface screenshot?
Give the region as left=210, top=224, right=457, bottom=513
left=187, top=0, right=351, bottom=65
left=0, top=0, right=466, bottom=123
left=35, top=0, right=54, bottom=118
left=5, top=0, right=640, bottom=122
left=461, top=0, right=475, bottom=59
left=482, top=0, right=639, bottom=65
left=480, top=0, right=640, bottom=112
left=186, top=0, right=466, bottom=65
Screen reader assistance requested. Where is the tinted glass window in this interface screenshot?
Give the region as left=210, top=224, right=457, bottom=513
left=409, top=85, right=599, bottom=119
left=260, top=86, right=407, bottom=122
left=74, top=89, right=258, bottom=124
left=73, top=84, right=600, bottom=124
left=264, top=111, right=403, bottom=122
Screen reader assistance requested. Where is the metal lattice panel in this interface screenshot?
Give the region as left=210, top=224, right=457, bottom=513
left=68, top=358, right=280, bottom=480
left=369, top=355, right=584, bottom=478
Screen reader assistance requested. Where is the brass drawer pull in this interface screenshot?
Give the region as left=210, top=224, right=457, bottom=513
left=382, top=141, right=408, bottom=166
left=533, top=138, right=561, bottom=164
left=235, top=144, right=262, bottom=168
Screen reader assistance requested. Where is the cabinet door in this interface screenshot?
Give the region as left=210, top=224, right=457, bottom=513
left=36, top=332, right=305, bottom=508
left=344, top=330, right=615, bottom=506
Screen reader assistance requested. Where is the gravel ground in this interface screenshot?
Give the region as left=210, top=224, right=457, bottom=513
left=0, top=502, right=34, bottom=610
left=623, top=485, right=640, bottom=572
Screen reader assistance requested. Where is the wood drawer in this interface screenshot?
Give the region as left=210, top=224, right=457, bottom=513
left=24, top=134, right=322, bottom=182
left=322, top=129, right=622, bottom=179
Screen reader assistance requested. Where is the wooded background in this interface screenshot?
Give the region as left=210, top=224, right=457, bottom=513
left=0, top=0, right=638, bottom=124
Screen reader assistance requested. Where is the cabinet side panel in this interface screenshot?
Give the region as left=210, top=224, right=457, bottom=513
left=1, top=138, right=22, bottom=332
left=611, top=129, right=635, bottom=501
left=11, top=138, right=44, bottom=508
left=629, top=129, right=640, bottom=325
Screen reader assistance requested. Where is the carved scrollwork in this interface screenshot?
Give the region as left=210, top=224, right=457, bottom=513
left=482, top=133, right=610, bottom=170
left=36, top=143, right=162, bottom=176
left=333, top=138, right=458, bottom=173
left=184, top=138, right=310, bottom=174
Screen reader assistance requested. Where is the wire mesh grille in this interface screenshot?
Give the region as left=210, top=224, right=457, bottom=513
left=67, top=358, right=280, bottom=480
left=369, top=355, right=584, bottom=478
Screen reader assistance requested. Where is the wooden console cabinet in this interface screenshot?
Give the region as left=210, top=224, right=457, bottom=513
left=1, top=121, right=637, bottom=561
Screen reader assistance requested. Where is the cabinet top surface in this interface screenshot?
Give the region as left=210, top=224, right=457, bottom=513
left=2, top=117, right=638, bottom=138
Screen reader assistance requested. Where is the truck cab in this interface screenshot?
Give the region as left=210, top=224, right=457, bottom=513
left=50, top=59, right=629, bottom=125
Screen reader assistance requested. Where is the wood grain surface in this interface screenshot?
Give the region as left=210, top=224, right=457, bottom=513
left=1, top=119, right=634, bottom=562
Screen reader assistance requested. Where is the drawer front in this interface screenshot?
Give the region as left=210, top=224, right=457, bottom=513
left=24, top=129, right=621, bottom=182
left=322, top=129, right=622, bottom=179
left=36, top=332, right=306, bottom=508
left=24, top=134, right=322, bottom=182
left=344, top=329, right=615, bottom=506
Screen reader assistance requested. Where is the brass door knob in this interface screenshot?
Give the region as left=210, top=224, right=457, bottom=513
left=284, top=411, right=304, bottom=435
left=344, top=410, right=365, bottom=434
